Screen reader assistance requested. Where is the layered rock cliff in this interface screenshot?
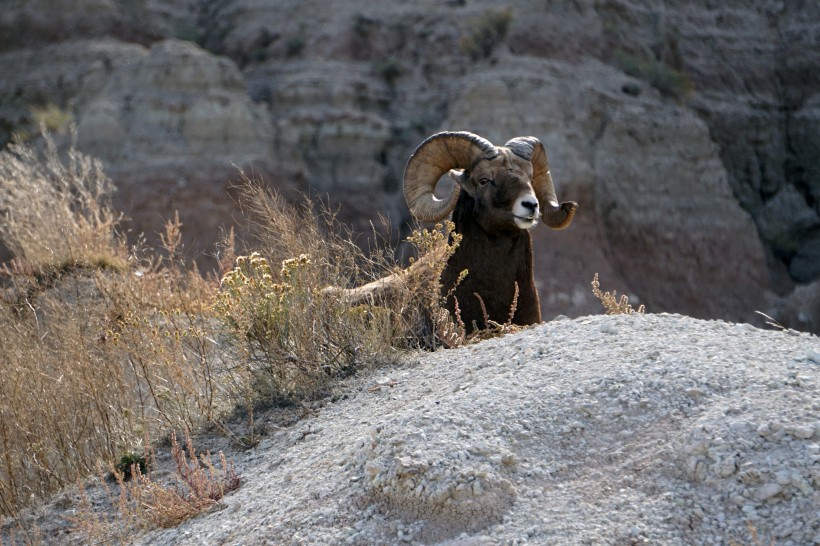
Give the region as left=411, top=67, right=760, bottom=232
left=1, top=0, right=818, bottom=331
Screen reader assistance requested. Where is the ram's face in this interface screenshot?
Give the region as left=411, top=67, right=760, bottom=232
left=452, top=149, right=540, bottom=234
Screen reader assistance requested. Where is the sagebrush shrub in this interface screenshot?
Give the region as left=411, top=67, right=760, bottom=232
left=213, top=248, right=394, bottom=404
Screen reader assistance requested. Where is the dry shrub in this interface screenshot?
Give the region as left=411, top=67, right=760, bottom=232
left=121, top=431, right=240, bottom=529
left=214, top=178, right=425, bottom=407
left=591, top=273, right=645, bottom=315
left=460, top=8, right=513, bottom=60
left=72, top=431, right=239, bottom=542
left=404, top=222, right=467, bottom=348
left=467, top=281, right=526, bottom=342
left=405, top=224, right=528, bottom=346
left=615, top=49, right=694, bottom=100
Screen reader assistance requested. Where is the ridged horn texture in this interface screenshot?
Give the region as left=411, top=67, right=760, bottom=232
left=505, top=136, right=576, bottom=230
left=404, top=131, right=498, bottom=222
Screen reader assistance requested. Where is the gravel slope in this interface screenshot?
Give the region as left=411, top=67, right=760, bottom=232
left=127, top=313, right=820, bottom=545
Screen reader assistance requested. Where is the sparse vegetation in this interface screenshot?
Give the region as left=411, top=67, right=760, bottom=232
left=405, top=221, right=466, bottom=348
left=375, top=58, right=403, bottom=86
left=591, top=273, right=645, bottom=315
left=73, top=430, right=240, bottom=542
left=11, top=105, right=74, bottom=142
left=0, top=133, right=551, bottom=540
left=352, top=13, right=373, bottom=38
left=285, top=36, right=305, bottom=57
left=0, top=138, right=230, bottom=518
left=615, top=50, right=693, bottom=100
left=120, top=431, right=240, bottom=529
left=460, top=8, right=514, bottom=60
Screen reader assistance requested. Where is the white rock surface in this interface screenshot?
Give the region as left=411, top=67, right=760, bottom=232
left=131, top=313, right=819, bottom=545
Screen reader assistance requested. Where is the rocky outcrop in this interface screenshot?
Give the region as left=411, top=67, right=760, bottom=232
left=0, top=0, right=199, bottom=51
left=75, top=39, right=272, bottom=168
left=580, top=0, right=820, bottom=307
left=0, top=0, right=818, bottom=331
left=442, top=57, right=770, bottom=322
left=71, top=39, right=277, bottom=252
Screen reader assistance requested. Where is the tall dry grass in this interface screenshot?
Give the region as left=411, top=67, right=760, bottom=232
left=0, top=133, right=124, bottom=272
left=0, top=141, right=457, bottom=525
left=214, top=179, right=444, bottom=408
left=0, top=139, right=230, bottom=518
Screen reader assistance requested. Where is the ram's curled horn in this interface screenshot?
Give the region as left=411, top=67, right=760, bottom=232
left=505, top=136, right=577, bottom=230
left=403, top=131, right=498, bottom=222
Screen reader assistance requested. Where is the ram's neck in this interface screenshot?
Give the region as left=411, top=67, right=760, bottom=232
left=443, top=194, right=540, bottom=331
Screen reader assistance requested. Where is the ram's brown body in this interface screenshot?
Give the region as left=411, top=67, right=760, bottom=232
left=442, top=185, right=541, bottom=330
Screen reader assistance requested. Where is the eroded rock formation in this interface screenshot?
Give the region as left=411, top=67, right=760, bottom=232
left=1, top=0, right=817, bottom=330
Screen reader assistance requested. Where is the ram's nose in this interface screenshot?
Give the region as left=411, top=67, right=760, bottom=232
left=520, top=199, right=538, bottom=216
left=513, top=194, right=540, bottom=229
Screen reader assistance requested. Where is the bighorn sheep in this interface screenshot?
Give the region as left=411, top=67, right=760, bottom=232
left=341, top=131, right=577, bottom=332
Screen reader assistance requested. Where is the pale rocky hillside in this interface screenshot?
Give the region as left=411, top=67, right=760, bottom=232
left=6, top=314, right=817, bottom=545
left=1, top=0, right=818, bottom=332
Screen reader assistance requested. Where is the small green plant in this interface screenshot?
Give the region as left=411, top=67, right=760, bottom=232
left=115, top=452, right=149, bottom=482
left=30, top=103, right=73, bottom=133
left=460, top=8, right=514, bottom=60
left=352, top=13, right=374, bottom=39
left=286, top=36, right=305, bottom=57
left=175, top=23, right=202, bottom=45
left=615, top=50, right=693, bottom=100
left=375, top=58, right=403, bottom=86
left=11, top=104, right=74, bottom=142
left=591, top=273, right=645, bottom=315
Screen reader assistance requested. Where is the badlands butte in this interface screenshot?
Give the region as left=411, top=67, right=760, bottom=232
left=1, top=0, right=819, bottom=331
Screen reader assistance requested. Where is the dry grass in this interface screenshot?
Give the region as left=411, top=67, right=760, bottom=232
left=213, top=177, right=451, bottom=409
left=0, top=149, right=449, bottom=523
left=0, top=138, right=532, bottom=541
left=0, top=133, right=124, bottom=272
left=0, top=231, right=234, bottom=518
left=0, top=140, right=232, bottom=519
left=591, top=273, right=645, bottom=315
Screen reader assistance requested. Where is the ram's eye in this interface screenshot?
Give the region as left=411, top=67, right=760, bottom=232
left=479, top=178, right=492, bottom=186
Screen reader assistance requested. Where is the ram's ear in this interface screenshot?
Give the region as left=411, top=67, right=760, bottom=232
left=448, top=169, right=475, bottom=196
